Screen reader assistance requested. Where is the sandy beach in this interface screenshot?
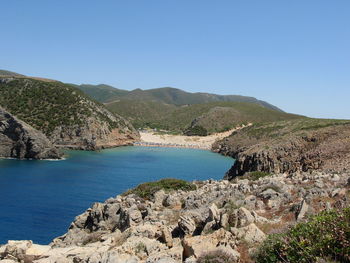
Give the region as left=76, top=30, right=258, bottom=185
left=136, top=125, right=250, bottom=149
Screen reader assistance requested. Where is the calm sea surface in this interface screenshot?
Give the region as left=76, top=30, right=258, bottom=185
left=0, top=146, right=233, bottom=244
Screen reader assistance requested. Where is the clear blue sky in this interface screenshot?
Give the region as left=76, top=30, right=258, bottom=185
left=2, top=1, right=349, bottom=119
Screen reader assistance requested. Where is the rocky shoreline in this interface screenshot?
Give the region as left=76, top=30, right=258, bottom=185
left=1, top=169, right=349, bottom=263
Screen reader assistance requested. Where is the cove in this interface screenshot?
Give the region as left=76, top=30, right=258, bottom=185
left=0, top=146, right=233, bottom=244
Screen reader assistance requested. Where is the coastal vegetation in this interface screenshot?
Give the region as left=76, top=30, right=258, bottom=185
left=255, top=208, right=350, bottom=263
left=123, top=178, right=196, bottom=199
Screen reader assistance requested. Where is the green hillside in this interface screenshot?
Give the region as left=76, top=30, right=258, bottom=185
left=0, top=78, right=130, bottom=136
left=77, top=84, right=129, bottom=103
left=0, top=69, right=25, bottom=77
left=105, top=99, right=176, bottom=130
left=106, top=100, right=303, bottom=134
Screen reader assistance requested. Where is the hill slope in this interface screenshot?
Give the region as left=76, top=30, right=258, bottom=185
left=106, top=100, right=303, bottom=134
left=0, top=77, right=139, bottom=150
left=77, top=83, right=302, bottom=135
left=0, top=69, right=25, bottom=77
left=77, top=84, right=129, bottom=103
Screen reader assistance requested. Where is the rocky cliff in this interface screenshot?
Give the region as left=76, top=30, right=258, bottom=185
left=1, top=170, right=349, bottom=263
left=0, top=77, right=139, bottom=150
left=212, top=119, right=350, bottom=180
left=0, top=107, right=63, bottom=159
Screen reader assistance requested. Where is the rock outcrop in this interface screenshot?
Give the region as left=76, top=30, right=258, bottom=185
left=49, top=105, right=140, bottom=150
left=1, top=169, right=349, bottom=262
left=0, top=107, right=63, bottom=159
left=213, top=119, right=350, bottom=180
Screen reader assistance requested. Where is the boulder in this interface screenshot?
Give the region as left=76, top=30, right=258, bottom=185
left=182, top=228, right=237, bottom=259
left=160, top=226, right=173, bottom=248
left=296, top=199, right=309, bottom=221
left=208, top=203, right=220, bottom=223
left=232, top=223, right=266, bottom=244
left=178, top=215, right=197, bottom=235
left=229, top=207, right=255, bottom=228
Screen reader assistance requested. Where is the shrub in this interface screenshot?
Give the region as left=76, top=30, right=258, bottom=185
left=245, top=171, right=271, bottom=181
left=197, top=249, right=237, bottom=263
left=123, top=178, right=196, bottom=199
left=254, top=208, right=350, bottom=263
left=135, top=242, right=147, bottom=253
left=184, top=125, right=208, bottom=136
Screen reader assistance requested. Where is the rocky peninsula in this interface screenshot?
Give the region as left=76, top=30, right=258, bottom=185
left=213, top=119, right=350, bottom=179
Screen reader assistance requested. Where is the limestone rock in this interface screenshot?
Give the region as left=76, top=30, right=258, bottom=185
left=178, top=215, right=197, bottom=235
left=182, top=228, right=237, bottom=259
left=160, top=226, right=173, bottom=248
left=232, top=223, right=266, bottom=244
left=208, top=203, right=220, bottom=223
left=229, top=207, right=255, bottom=228
left=296, top=199, right=309, bottom=221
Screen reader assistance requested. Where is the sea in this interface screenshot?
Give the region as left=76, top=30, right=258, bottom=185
left=0, top=146, right=233, bottom=244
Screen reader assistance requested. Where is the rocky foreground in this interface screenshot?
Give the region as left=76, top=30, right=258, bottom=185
left=0, top=106, right=63, bottom=160
left=1, top=170, right=349, bottom=262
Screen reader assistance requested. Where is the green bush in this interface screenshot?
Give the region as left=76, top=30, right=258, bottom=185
left=255, top=208, right=350, bottom=263
left=123, top=178, right=196, bottom=199
left=184, top=125, right=208, bottom=136
left=197, top=249, right=237, bottom=263
left=245, top=171, right=271, bottom=181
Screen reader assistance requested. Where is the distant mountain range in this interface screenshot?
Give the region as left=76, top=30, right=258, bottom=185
left=77, top=84, right=283, bottom=112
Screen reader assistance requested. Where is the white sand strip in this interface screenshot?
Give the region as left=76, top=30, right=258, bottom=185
left=136, top=124, right=250, bottom=149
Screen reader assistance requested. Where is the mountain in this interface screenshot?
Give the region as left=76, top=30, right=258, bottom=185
left=76, top=84, right=282, bottom=111
left=0, top=69, right=25, bottom=77
left=76, top=84, right=129, bottom=103
left=0, top=77, right=139, bottom=150
left=76, top=84, right=301, bottom=135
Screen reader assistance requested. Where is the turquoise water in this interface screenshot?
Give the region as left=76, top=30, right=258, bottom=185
left=0, top=146, right=233, bottom=244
